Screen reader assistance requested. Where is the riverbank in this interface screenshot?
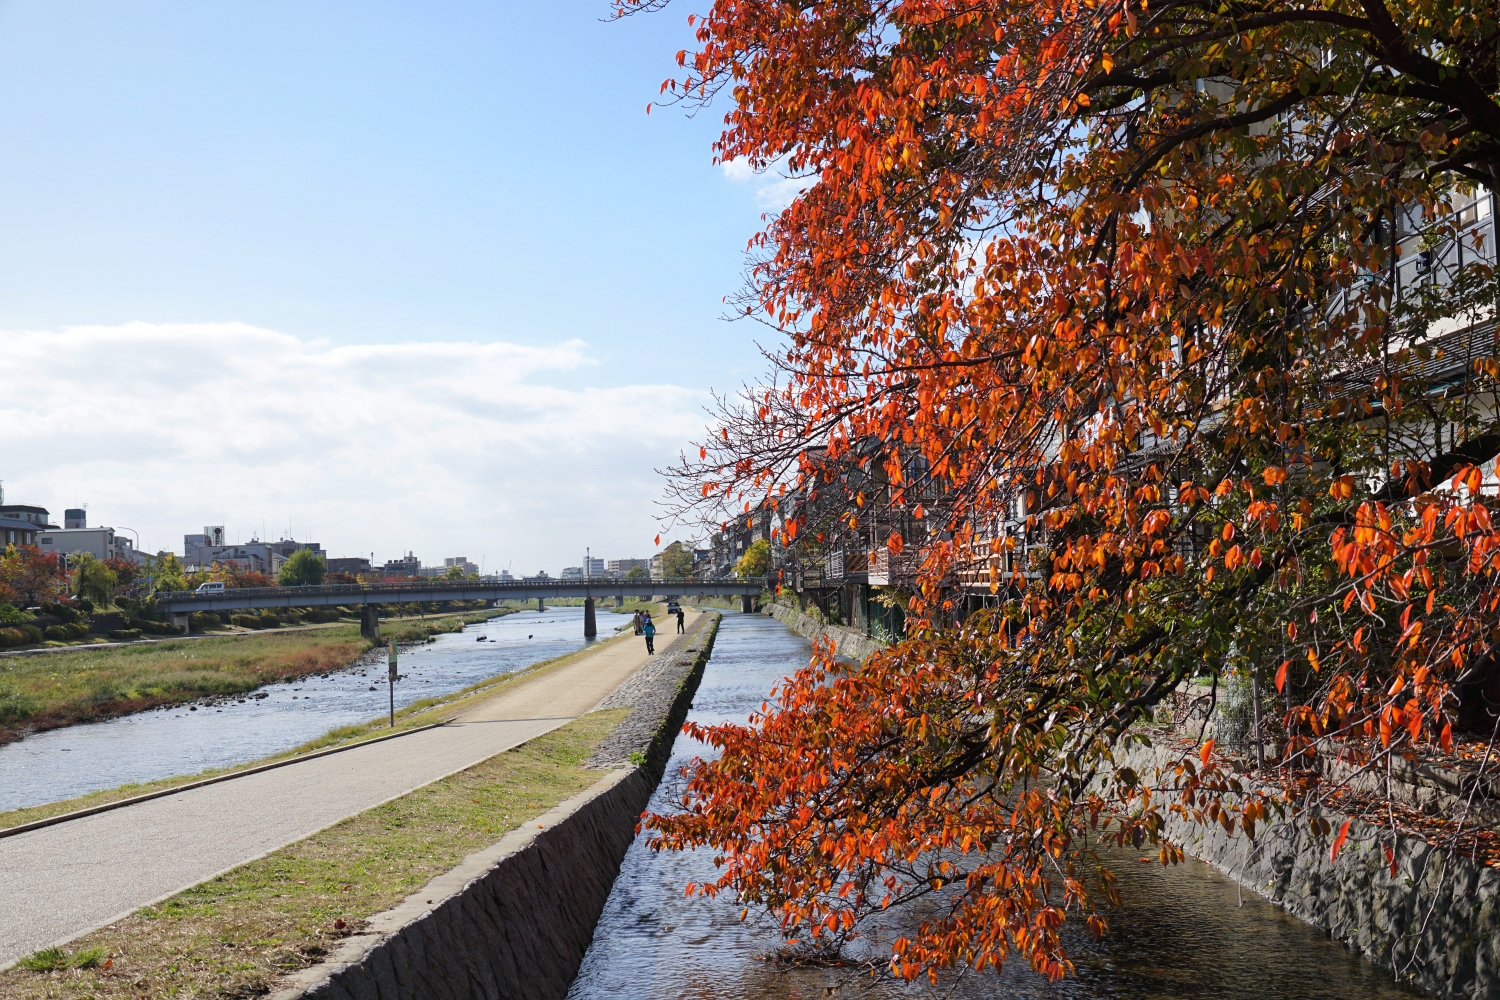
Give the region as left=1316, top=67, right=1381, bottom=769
left=0, top=710, right=629, bottom=999
left=763, top=600, right=884, bottom=663
left=0, top=609, right=512, bottom=746
left=0, top=619, right=623, bottom=831
left=0, top=612, right=721, bottom=999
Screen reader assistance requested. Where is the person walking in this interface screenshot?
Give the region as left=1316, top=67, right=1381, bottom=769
left=632, top=610, right=644, bottom=635
left=675, top=607, right=686, bottom=633
left=642, top=613, right=657, bottom=655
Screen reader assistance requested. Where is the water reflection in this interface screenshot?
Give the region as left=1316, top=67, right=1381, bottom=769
left=568, top=612, right=1426, bottom=999
left=0, top=608, right=595, bottom=812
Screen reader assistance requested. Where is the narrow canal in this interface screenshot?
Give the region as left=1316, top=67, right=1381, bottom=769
left=568, top=611, right=1427, bottom=999
left=0, top=607, right=599, bottom=812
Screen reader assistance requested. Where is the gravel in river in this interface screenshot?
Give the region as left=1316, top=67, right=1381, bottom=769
left=0, top=608, right=599, bottom=813
left=567, top=611, right=1428, bottom=1000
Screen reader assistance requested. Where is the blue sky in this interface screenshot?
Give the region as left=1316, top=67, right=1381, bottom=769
left=0, top=2, right=793, bottom=571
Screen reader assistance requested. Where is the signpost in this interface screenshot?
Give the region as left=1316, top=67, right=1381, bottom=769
left=388, top=639, right=398, bottom=727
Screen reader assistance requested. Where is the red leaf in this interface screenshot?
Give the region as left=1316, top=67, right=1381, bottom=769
left=1384, top=844, right=1397, bottom=876
left=654, top=534, right=661, bottom=546
left=1441, top=722, right=1453, bottom=753
left=1274, top=660, right=1288, bottom=693
left=1331, top=819, right=1351, bottom=863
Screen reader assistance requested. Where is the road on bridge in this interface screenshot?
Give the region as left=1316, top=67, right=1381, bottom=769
left=0, top=610, right=708, bottom=967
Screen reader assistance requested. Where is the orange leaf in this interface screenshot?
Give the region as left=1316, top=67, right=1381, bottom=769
left=1441, top=722, right=1453, bottom=753
left=654, top=534, right=661, bottom=546
left=1274, top=660, right=1288, bottom=693
left=1331, top=819, right=1351, bottom=862
left=1200, top=739, right=1214, bottom=766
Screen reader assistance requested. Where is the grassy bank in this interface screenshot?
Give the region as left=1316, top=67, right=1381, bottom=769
left=0, top=622, right=632, bottom=831
left=0, top=709, right=629, bottom=999
left=0, top=609, right=510, bottom=746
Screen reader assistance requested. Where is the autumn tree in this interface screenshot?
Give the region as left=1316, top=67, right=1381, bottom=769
left=624, top=0, right=1500, bottom=984
left=0, top=545, right=68, bottom=608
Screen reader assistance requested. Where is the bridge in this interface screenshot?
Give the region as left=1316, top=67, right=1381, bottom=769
left=154, top=577, right=766, bottom=639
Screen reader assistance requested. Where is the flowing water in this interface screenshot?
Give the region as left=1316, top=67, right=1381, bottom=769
left=568, top=612, right=1428, bottom=1000
left=0, top=607, right=604, bottom=812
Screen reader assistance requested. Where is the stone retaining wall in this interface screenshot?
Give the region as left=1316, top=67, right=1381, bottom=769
left=764, top=602, right=885, bottom=664
left=1117, top=740, right=1500, bottom=999
left=270, top=613, right=722, bottom=1000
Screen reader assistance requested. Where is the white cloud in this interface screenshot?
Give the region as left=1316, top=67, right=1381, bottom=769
left=0, top=322, right=707, bottom=573
left=720, top=157, right=813, bottom=211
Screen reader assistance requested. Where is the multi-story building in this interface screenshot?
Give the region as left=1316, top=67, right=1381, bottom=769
left=40, top=526, right=143, bottom=564
left=0, top=489, right=48, bottom=547
left=607, top=558, right=648, bottom=576
left=0, top=501, right=56, bottom=532
left=269, top=538, right=325, bottom=562
left=378, top=553, right=421, bottom=578
left=326, top=556, right=372, bottom=576
left=183, top=534, right=284, bottom=576
left=560, top=566, right=585, bottom=581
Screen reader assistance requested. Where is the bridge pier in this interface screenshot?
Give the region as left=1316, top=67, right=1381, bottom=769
left=360, top=605, right=380, bottom=641
left=172, top=612, right=191, bottom=634
left=740, top=594, right=755, bottom=614
left=536, top=598, right=545, bottom=612
left=583, top=598, right=596, bottom=639
left=614, top=595, right=623, bottom=608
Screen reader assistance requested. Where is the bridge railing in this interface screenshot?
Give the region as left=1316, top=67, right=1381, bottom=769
left=156, top=577, right=766, bottom=602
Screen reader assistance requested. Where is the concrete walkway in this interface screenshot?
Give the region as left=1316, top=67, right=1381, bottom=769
left=0, top=610, right=704, bottom=966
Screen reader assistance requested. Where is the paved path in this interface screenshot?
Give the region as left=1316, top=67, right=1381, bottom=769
left=0, top=610, right=704, bottom=966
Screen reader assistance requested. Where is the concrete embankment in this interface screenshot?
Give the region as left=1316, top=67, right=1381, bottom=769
left=1117, top=740, right=1500, bottom=999
left=270, top=613, right=721, bottom=1000
left=763, top=601, right=885, bottom=664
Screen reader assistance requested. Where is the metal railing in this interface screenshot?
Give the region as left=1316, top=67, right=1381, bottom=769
left=157, top=576, right=766, bottom=603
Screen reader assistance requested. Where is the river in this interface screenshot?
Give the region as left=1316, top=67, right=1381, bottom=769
left=568, top=611, right=1427, bottom=1000
left=0, top=607, right=600, bottom=813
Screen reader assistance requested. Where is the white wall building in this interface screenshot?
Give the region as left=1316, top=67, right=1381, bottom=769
left=39, top=527, right=145, bottom=565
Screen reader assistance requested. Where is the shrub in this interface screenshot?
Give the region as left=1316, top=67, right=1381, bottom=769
left=19, top=624, right=42, bottom=643
left=40, top=601, right=79, bottom=624
left=0, top=628, right=26, bottom=647
left=44, top=625, right=68, bottom=640
left=259, top=614, right=281, bottom=628
left=190, top=611, right=224, bottom=630
left=230, top=614, right=262, bottom=629
left=108, top=628, right=143, bottom=641
left=64, top=621, right=89, bottom=639
left=303, top=609, right=341, bottom=623
left=136, top=619, right=181, bottom=636
left=279, top=608, right=304, bottom=624
left=0, top=604, right=25, bottom=624
left=76, top=599, right=94, bottom=614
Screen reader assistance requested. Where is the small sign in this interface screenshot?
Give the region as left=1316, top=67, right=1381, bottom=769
left=388, top=639, right=398, bottom=681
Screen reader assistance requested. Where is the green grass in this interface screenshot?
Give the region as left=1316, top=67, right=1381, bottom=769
left=0, top=710, right=629, bottom=999
left=0, top=609, right=511, bottom=747
left=0, top=618, right=633, bottom=832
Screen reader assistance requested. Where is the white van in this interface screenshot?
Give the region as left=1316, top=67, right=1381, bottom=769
left=195, top=581, right=225, bottom=595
